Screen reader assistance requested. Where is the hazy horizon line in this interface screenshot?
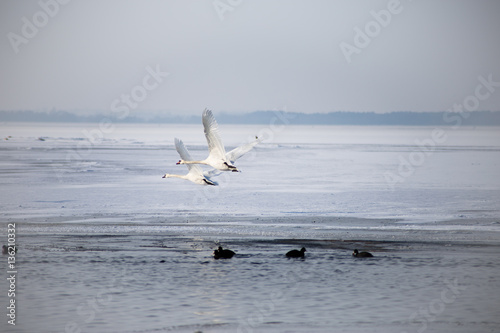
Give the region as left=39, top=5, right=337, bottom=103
left=1, top=109, right=500, bottom=126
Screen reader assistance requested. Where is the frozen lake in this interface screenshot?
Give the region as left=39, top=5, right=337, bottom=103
left=1, top=122, right=500, bottom=332
left=2, top=122, right=499, bottom=222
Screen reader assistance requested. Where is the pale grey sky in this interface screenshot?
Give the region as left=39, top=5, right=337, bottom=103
left=1, top=0, right=499, bottom=116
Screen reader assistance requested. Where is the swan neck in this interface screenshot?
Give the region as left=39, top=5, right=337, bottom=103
left=165, top=174, right=185, bottom=179
left=183, top=160, right=205, bottom=165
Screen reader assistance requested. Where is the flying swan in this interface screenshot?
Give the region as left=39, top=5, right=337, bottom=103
left=162, top=138, right=219, bottom=186
left=176, top=108, right=261, bottom=172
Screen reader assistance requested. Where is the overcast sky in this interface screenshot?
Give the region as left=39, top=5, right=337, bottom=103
left=1, top=0, right=499, bottom=116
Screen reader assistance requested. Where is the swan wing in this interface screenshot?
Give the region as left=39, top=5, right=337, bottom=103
left=226, top=136, right=262, bottom=163
left=202, top=109, right=226, bottom=160
left=203, top=175, right=219, bottom=186
left=174, top=138, right=204, bottom=176
left=203, top=168, right=222, bottom=178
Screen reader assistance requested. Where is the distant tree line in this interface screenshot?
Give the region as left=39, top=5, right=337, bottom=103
left=1, top=110, right=500, bottom=126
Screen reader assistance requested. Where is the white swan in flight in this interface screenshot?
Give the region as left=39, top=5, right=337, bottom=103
left=163, top=138, right=219, bottom=186
left=177, top=108, right=261, bottom=172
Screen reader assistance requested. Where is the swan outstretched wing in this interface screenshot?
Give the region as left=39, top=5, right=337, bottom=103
left=175, top=138, right=204, bottom=175
left=202, top=109, right=226, bottom=160
left=226, top=136, right=262, bottom=163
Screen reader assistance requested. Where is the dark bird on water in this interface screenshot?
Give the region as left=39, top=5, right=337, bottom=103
left=2, top=245, right=17, bottom=255
left=286, top=247, right=306, bottom=258
left=352, top=249, right=373, bottom=257
left=213, top=246, right=235, bottom=259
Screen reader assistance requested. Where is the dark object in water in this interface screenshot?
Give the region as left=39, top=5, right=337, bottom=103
left=2, top=245, right=17, bottom=255
left=286, top=247, right=306, bottom=258
left=352, top=249, right=373, bottom=257
left=214, top=246, right=235, bottom=259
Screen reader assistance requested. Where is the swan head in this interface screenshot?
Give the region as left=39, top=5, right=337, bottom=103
left=162, top=173, right=171, bottom=178
left=176, top=160, right=184, bottom=165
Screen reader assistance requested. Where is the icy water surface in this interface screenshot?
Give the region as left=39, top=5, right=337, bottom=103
left=0, top=123, right=500, bottom=332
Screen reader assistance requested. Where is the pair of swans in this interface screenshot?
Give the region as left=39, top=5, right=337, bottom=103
left=162, top=109, right=261, bottom=185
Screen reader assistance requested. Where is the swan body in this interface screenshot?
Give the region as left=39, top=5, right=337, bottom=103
left=163, top=138, right=218, bottom=186
left=177, top=108, right=261, bottom=172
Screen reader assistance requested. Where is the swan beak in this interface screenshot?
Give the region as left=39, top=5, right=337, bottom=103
left=162, top=174, right=166, bottom=178
left=176, top=160, right=182, bottom=165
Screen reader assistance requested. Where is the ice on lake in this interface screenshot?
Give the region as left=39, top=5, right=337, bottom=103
left=1, top=122, right=499, bottom=332
left=2, top=123, right=499, bottom=222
